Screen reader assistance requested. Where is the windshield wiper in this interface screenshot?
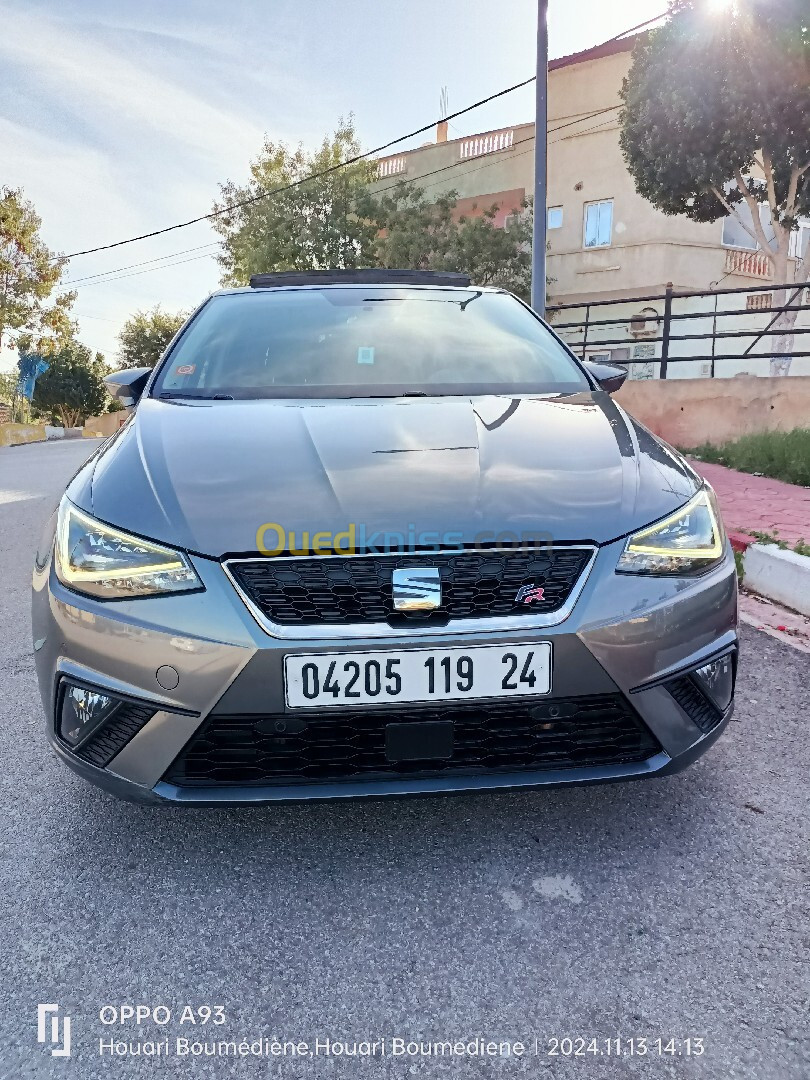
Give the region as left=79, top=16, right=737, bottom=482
left=158, top=392, right=234, bottom=400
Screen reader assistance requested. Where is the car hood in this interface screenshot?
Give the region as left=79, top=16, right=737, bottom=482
left=69, top=394, right=701, bottom=557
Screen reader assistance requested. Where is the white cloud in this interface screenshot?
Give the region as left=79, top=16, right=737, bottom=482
left=0, top=8, right=266, bottom=167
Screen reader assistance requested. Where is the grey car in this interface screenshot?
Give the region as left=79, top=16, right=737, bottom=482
left=33, top=269, right=738, bottom=804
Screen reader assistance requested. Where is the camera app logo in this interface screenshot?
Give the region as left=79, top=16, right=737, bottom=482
left=37, top=1004, right=71, bottom=1057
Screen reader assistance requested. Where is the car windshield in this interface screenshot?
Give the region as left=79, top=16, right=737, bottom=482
left=151, top=286, right=590, bottom=399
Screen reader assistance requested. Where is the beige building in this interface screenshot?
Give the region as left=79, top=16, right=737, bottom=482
left=372, top=36, right=810, bottom=378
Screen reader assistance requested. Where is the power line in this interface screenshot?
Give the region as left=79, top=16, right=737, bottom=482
left=612, top=11, right=669, bottom=39
left=65, top=250, right=221, bottom=289
left=62, top=241, right=220, bottom=285
left=554, top=114, right=622, bottom=142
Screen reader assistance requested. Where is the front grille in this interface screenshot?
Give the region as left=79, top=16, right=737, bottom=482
left=163, top=694, right=661, bottom=787
left=74, top=702, right=157, bottom=767
left=227, top=547, right=593, bottom=627
left=666, top=676, right=723, bottom=733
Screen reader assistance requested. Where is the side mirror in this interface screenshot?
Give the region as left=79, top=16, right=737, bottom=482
left=582, top=360, right=628, bottom=395
left=104, top=367, right=152, bottom=409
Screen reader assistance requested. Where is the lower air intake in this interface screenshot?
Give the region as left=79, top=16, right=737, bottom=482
left=163, top=694, right=661, bottom=787
left=666, top=676, right=724, bottom=733
left=74, top=702, right=157, bottom=768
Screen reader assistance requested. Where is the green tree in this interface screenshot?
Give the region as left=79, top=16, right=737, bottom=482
left=370, top=187, right=458, bottom=271
left=620, top=0, right=810, bottom=374
left=212, top=118, right=379, bottom=284
left=32, top=342, right=108, bottom=428
left=117, top=306, right=187, bottom=369
left=0, top=187, right=75, bottom=353
left=0, top=370, right=16, bottom=407
left=369, top=185, right=534, bottom=300
left=442, top=202, right=533, bottom=300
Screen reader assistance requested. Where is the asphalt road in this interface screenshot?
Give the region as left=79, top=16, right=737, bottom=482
left=1, top=438, right=807, bottom=1080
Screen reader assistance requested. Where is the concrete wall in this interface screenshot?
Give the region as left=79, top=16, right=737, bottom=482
left=83, top=412, right=128, bottom=438
left=615, top=375, right=810, bottom=447
left=0, top=423, right=46, bottom=447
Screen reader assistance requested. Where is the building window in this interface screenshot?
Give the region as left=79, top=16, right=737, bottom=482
left=547, top=206, right=563, bottom=230
left=722, top=200, right=774, bottom=250
left=722, top=205, right=809, bottom=261
left=789, top=220, right=810, bottom=261
left=583, top=200, right=613, bottom=248
left=505, top=208, right=529, bottom=231
left=719, top=180, right=779, bottom=252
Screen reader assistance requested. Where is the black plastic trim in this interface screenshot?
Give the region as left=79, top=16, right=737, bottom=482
left=249, top=269, right=472, bottom=288
left=628, top=641, right=739, bottom=695
left=53, top=675, right=195, bottom=769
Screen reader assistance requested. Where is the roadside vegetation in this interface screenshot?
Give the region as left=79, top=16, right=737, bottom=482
left=685, top=429, right=810, bottom=489
left=747, top=530, right=810, bottom=559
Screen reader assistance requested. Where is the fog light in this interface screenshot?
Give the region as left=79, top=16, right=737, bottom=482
left=59, top=683, right=120, bottom=747
left=693, top=654, right=734, bottom=713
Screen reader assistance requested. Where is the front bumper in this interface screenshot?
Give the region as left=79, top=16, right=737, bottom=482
left=33, top=538, right=739, bottom=805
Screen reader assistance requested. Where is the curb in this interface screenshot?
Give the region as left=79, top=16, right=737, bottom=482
left=736, top=541, right=810, bottom=617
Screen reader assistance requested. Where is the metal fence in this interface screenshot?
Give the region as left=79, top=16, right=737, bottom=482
left=546, top=279, right=810, bottom=379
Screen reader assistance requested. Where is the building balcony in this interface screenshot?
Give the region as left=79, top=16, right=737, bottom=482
left=723, top=248, right=773, bottom=280
left=376, top=156, right=407, bottom=178
left=459, top=129, right=515, bottom=159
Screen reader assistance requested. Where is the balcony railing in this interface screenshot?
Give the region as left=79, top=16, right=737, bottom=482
left=723, top=248, right=773, bottom=279
left=546, top=279, right=810, bottom=378
left=376, top=156, right=407, bottom=178
left=459, top=129, right=515, bottom=159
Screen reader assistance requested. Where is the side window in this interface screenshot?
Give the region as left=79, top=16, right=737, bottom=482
left=583, top=200, right=613, bottom=248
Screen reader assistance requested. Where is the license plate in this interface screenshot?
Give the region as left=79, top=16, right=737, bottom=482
left=283, top=643, right=552, bottom=709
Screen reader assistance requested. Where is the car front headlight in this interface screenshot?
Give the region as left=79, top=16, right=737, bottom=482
left=54, top=499, right=203, bottom=599
left=616, top=487, right=726, bottom=575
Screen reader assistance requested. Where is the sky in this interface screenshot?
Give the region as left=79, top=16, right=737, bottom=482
left=0, top=0, right=668, bottom=371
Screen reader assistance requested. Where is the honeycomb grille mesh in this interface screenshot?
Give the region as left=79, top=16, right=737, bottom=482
left=74, top=702, right=156, bottom=768
left=228, top=547, right=592, bottom=627
left=666, top=676, right=723, bottom=733
left=164, top=694, right=661, bottom=787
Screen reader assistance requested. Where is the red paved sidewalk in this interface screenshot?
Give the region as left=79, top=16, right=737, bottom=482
left=690, top=460, right=810, bottom=548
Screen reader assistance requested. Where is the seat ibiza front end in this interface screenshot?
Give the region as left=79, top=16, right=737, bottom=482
left=32, top=270, right=738, bottom=804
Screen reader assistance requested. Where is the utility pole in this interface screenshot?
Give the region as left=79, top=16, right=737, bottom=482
left=531, top=0, right=549, bottom=317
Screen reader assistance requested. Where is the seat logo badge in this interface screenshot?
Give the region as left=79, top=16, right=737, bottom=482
left=392, top=567, right=441, bottom=611
left=515, top=583, right=545, bottom=605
